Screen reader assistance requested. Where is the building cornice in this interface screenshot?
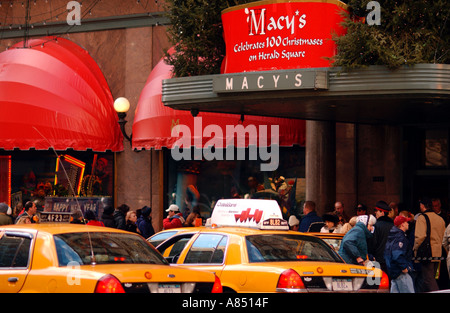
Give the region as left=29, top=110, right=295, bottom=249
left=162, top=64, right=450, bottom=125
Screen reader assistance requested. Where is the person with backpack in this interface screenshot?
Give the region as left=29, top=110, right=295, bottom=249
left=413, top=197, right=446, bottom=292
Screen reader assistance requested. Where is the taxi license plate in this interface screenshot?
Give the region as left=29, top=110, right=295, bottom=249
left=332, top=279, right=352, bottom=291
left=157, top=284, right=181, bottom=293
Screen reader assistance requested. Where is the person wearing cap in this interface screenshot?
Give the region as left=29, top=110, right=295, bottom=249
left=413, top=197, right=446, bottom=292
left=384, top=215, right=415, bottom=293
left=288, top=215, right=300, bottom=231
left=0, top=202, right=13, bottom=225
left=338, top=214, right=376, bottom=265
left=163, top=204, right=185, bottom=230
left=371, top=200, right=394, bottom=274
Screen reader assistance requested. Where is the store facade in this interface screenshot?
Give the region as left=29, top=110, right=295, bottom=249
left=161, top=0, right=450, bottom=216
left=1, top=0, right=449, bottom=230
left=0, top=36, right=122, bottom=216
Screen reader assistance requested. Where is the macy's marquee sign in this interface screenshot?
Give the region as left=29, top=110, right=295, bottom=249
left=221, top=0, right=347, bottom=74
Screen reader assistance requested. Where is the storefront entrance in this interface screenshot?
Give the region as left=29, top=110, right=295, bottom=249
left=403, top=126, right=450, bottom=215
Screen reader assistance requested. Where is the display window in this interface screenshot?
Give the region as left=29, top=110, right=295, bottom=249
left=167, top=146, right=305, bottom=224
left=0, top=150, right=114, bottom=214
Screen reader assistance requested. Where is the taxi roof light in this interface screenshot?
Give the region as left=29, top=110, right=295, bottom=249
left=94, top=274, right=125, bottom=293
left=210, top=199, right=289, bottom=230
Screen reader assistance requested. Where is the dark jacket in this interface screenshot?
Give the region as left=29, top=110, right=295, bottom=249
left=113, top=210, right=127, bottom=230
left=101, top=213, right=116, bottom=228
left=137, top=216, right=155, bottom=239
left=371, top=215, right=394, bottom=268
left=125, top=221, right=139, bottom=234
left=339, top=222, right=373, bottom=264
left=384, top=226, right=414, bottom=279
left=299, top=211, right=323, bottom=232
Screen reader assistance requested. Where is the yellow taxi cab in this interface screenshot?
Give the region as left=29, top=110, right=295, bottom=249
left=156, top=199, right=389, bottom=293
left=147, top=227, right=194, bottom=247
left=0, top=220, right=222, bottom=293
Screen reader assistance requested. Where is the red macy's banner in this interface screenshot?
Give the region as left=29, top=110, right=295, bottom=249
left=221, top=0, right=347, bottom=73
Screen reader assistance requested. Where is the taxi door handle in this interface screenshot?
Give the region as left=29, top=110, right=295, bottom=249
left=8, top=277, right=19, bottom=283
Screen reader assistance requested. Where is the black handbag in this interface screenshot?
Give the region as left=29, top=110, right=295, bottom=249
left=414, top=213, right=432, bottom=262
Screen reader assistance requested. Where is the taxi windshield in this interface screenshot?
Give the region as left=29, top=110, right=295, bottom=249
left=54, top=232, right=168, bottom=266
left=246, top=234, right=343, bottom=263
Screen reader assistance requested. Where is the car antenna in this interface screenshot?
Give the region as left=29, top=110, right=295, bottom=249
left=32, top=126, right=96, bottom=265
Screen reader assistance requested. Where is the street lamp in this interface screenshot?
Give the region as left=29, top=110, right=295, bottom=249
left=114, top=97, right=132, bottom=143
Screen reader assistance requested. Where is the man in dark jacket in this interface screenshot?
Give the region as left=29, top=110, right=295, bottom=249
left=371, top=200, right=394, bottom=274
left=100, top=206, right=116, bottom=228
left=114, top=204, right=130, bottom=230
left=137, top=206, right=155, bottom=239
left=385, top=215, right=415, bottom=293
left=299, top=201, right=323, bottom=232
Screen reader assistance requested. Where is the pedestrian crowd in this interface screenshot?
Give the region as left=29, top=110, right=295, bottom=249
left=289, top=198, right=450, bottom=293
left=2, top=194, right=450, bottom=294
left=0, top=200, right=157, bottom=239
left=1, top=196, right=200, bottom=238
left=97, top=203, right=156, bottom=238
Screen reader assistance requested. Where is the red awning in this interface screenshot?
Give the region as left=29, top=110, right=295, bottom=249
left=0, top=36, right=123, bottom=152
left=132, top=52, right=305, bottom=150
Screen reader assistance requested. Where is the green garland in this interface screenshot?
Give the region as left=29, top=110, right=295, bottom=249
left=332, top=0, right=450, bottom=70
left=163, top=0, right=253, bottom=77
left=163, top=0, right=449, bottom=76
